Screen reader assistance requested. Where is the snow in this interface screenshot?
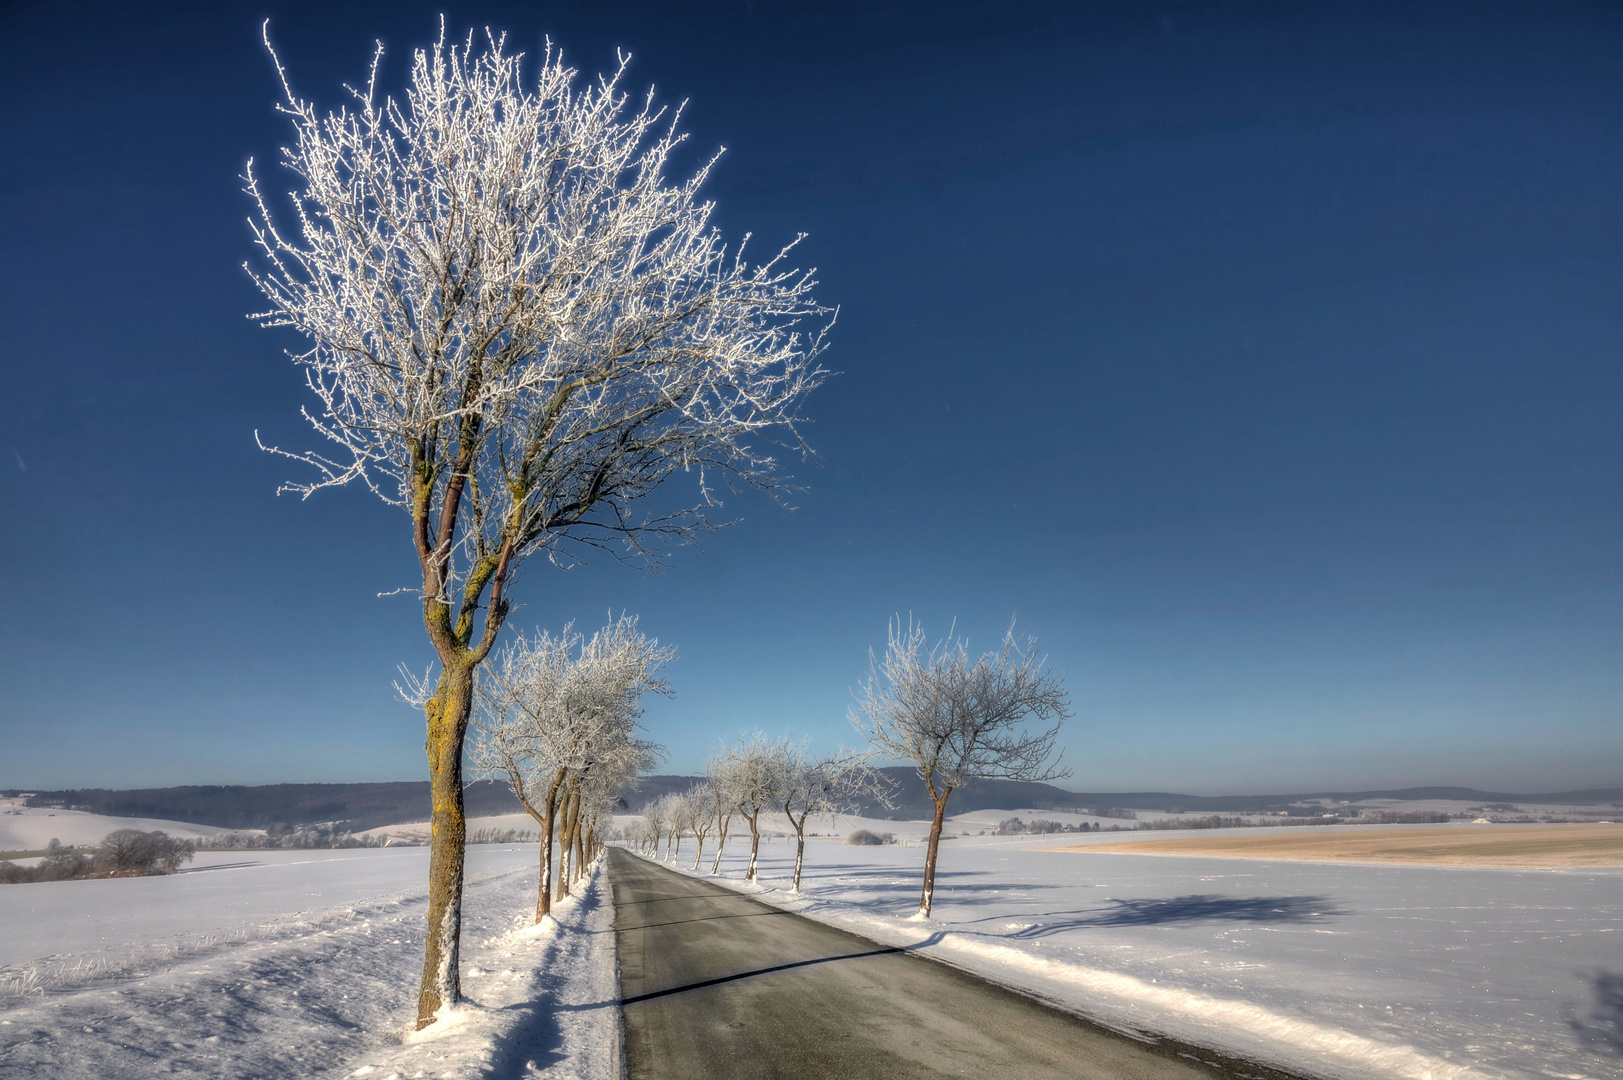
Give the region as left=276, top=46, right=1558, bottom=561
left=0, top=797, right=241, bottom=850
left=0, top=845, right=619, bottom=1079
left=357, top=813, right=540, bottom=844
left=650, top=827, right=1623, bottom=1080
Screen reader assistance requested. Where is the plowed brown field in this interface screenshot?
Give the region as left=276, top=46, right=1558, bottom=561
left=1048, top=823, right=1623, bottom=867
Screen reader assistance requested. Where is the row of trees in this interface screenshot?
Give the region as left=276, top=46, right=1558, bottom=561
left=615, top=618, right=1073, bottom=921
left=629, top=734, right=875, bottom=891
left=248, top=24, right=828, bottom=1027
left=246, top=19, right=1074, bottom=1022
left=464, top=615, right=670, bottom=922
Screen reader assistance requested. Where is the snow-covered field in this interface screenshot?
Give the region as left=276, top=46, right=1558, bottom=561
left=657, top=827, right=1623, bottom=1080
left=7, top=808, right=1621, bottom=1080
left=0, top=846, right=618, bottom=1079
left=0, top=798, right=241, bottom=851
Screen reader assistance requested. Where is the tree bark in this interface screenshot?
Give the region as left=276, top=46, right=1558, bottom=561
left=919, top=790, right=952, bottom=917
left=745, top=810, right=761, bottom=880
left=416, top=658, right=474, bottom=1027
left=792, top=827, right=805, bottom=891
left=710, top=817, right=729, bottom=875
left=572, top=805, right=585, bottom=883
left=557, top=787, right=580, bottom=900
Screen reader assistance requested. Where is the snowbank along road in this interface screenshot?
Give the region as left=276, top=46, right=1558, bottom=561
left=607, top=847, right=1303, bottom=1080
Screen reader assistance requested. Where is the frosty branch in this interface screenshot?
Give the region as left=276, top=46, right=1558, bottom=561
left=851, top=618, right=1071, bottom=916
left=245, top=22, right=823, bottom=1026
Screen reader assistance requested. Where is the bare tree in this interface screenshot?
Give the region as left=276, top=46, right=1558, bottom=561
left=711, top=733, right=784, bottom=881
left=246, top=24, right=828, bottom=1026
left=851, top=619, right=1071, bottom=917
left=778, top=744, right=882, bottom=891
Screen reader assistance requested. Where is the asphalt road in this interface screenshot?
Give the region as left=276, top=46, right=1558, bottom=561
left=607, top=847, right=1298, bottom=1080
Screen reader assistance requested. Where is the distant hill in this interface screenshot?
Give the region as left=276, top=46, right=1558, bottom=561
left=614, top=771, right=1623, bottom=818
left=13, top=781, right=524, bottom=833
left=9, top=776, right=1618, bottom=830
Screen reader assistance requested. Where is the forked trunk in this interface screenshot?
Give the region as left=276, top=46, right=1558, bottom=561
left=416, top=659, right=475, bottom=1028
left=919, top=791, right=952, bottom=917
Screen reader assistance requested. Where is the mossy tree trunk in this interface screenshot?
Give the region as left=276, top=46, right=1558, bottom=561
left=409, top=429, right=517, bottom=1030
left=417, top=656, right=475, bottom=1026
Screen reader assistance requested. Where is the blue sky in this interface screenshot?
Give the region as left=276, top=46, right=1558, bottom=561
left=2, top=1, right=1621, bottom=794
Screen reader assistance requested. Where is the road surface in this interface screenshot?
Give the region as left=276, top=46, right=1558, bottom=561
left=607, top=847, right=1298, bottom=1080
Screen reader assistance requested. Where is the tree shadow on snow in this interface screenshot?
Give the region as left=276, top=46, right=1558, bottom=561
left=479, top=882, right=621, bottom=1080
left=1569, top=970, right=1623, bottom=1058
left=963, top=894, right=1345, bottom=937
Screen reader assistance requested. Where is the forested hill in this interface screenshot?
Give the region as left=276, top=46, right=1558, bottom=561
left=11, top=776, right=1618, bottom=830
left=14, top=781, right=524, bottom=832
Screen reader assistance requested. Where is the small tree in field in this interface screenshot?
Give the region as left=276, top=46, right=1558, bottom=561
left=778, top=744, right=878, bottom=891
left=851, top=619, right=1071, bottom=917
left=246, top=25, right=828, bottom=1026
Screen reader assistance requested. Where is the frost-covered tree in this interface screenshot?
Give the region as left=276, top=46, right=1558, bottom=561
left=680, top=784, right=717, bottom=870
left=778, top=744, right=880, bottom=891
left=246, top=24, right=827, bottom=1026
left=851, top=619, right=1070, bottom=917
left=712, top=733, right=784, bottom=881
left=703, top=761, right=736, bottom=875
left=468, top=615, right=668, bottom=921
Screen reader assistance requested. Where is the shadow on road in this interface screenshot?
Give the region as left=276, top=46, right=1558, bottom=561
left=622, top=945, right=906, bottom=1004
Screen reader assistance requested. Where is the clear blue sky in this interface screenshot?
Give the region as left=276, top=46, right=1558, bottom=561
left=3, top=1, right=1621, bottom=795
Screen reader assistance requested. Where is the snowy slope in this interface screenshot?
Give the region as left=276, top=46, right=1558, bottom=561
left=654, top=829, right=1623, bottom=1080
left=0, top=797, right=240, bottom=851
left=0, top=845, right=618, bottom=1079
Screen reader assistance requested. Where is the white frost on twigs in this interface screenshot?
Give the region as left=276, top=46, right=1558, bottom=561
left=246, top=22, right=831, bottom=611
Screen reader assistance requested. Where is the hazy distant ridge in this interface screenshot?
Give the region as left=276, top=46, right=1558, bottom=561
left=9, top=774, right=1618, bottom=830
left=623, top=772, right=1623, bottom=819
left=8, top=782, right=524, bottom=832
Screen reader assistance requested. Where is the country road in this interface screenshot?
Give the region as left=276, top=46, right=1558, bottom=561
left=607, top=847, right=1301, bottom=1080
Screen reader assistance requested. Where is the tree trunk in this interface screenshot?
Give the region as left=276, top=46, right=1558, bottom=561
left=557, top=788, right=580, bottom=899
left=416, top=658, right=475, bottom=1028
left=537, top=788, right=559, bottom=923
left=572, top=808, right=585, bottom=883
left=745, top=811, right=761, bottom=880
left=692, top=834, right=705, bottom=871
left=919, top=791, right=952, bottom=917
left=792, top=827, right=805, bottom=891
left=710, top=818, right=729, bottom=875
